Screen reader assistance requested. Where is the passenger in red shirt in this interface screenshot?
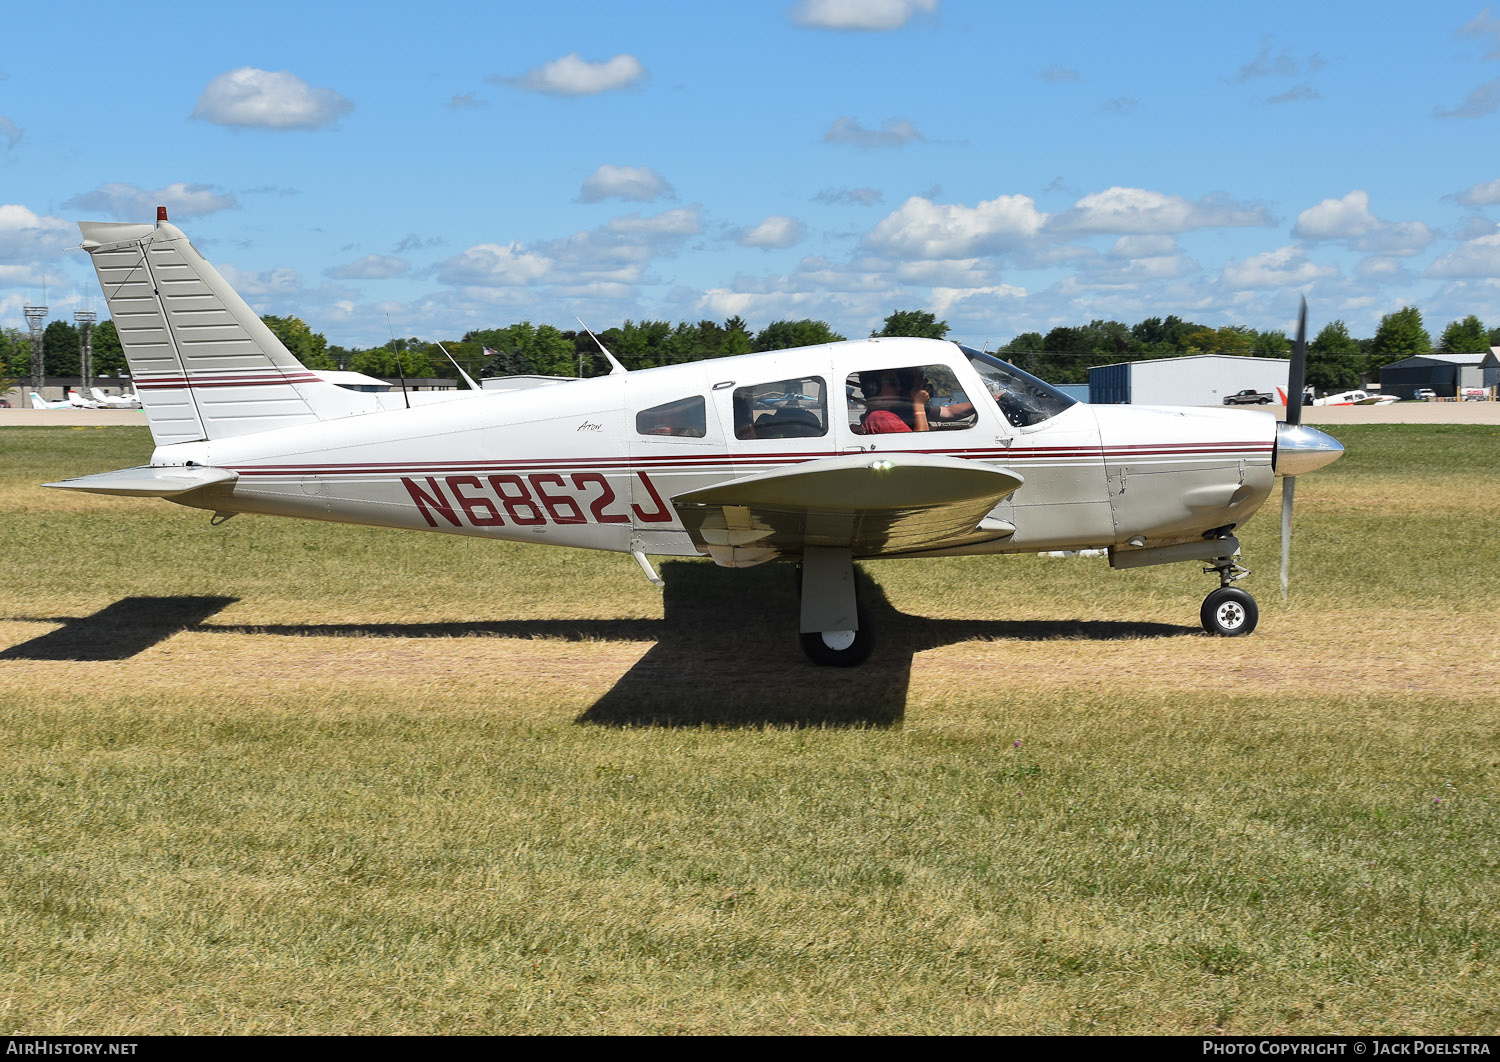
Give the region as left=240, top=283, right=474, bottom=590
left=858, top=368, right=930, bottom=433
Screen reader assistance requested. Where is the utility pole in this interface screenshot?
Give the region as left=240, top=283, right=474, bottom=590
left=24, top=301, right=47, bottom=407
left=75, top=309, right=97, bottom=395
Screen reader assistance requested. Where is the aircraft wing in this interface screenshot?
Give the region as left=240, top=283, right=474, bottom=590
left=671, top=452, right=1022, bottom=567
left=44, top=465, right=238, bottom=498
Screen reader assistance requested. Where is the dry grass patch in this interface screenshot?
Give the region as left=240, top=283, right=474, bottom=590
left=1, top=424, right=1497, bottom=1034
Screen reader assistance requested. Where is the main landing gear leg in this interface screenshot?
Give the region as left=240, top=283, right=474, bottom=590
left=798, top=547, right=873, bottom=666
left=1200, top=554, right=1258, bottom=637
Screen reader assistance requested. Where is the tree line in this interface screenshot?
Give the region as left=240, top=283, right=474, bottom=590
left=4, top=306, right=1494, bottom=394
left=995, top=308, right=1497, bottom=390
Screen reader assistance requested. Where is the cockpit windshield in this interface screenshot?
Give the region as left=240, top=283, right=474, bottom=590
left=958, top=345, right=1077, bottom=428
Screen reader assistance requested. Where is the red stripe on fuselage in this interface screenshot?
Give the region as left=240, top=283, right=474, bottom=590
left=221, top=441, right=1271, bottom=479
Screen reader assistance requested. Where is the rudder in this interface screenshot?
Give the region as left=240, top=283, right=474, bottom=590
left=79, top=217, right=371, bottom=445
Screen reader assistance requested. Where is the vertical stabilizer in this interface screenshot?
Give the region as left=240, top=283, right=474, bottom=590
left=78, top=218, right=372, bottom=445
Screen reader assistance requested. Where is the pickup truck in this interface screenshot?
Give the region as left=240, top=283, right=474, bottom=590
left=1223, top=388, right=1275, bottom=405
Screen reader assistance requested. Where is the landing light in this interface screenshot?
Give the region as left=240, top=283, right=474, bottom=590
left=870, top=460, right=894, bottom=471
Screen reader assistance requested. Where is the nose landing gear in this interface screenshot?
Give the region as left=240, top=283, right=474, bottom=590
left=1201, top=556, right=1258, bottom=636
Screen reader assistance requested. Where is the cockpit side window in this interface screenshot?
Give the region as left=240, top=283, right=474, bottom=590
left=636, top=395, right=707, bottom=437
left=733, top=377, right=827, bottom=439
left=846, top=363, right=978, bottom=435
left=959, top=345, right=1077, bottom=428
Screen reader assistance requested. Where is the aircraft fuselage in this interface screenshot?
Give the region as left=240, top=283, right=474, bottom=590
left=152, top=338, right=1278, bottom=567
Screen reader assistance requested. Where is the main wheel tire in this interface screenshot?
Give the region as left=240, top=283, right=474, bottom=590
left=800, top=605, right=874, bottom=667
left=1201, top=587, right=1258, bottom=637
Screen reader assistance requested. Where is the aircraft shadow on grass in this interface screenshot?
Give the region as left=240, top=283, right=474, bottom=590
left=0, top=596, right=240, bottom=662
left=1, top=563, right=1195, bottom=728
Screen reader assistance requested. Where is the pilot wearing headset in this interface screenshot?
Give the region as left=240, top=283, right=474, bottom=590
left=857, top=367, right=931, bottom=433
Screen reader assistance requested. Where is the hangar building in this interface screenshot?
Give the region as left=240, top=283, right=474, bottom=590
left=1378, top=350, right=1499, bottom=400
left=1088, top=354, right=1289, bottom=406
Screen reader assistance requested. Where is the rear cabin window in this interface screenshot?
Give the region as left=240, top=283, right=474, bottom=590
left=636, top=395, right=707, bottom=437
left=847, top=364, right=977, bottom=435
left=732, top=377, right=828, bottom=439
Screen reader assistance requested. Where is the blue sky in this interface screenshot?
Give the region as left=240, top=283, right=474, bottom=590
left=4, top=0, right=1500, bottom=349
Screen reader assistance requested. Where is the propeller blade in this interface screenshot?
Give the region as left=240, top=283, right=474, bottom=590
left=1287, top=296, right=1308, bottom=428
left=1280, top=475, right=1296, bottom=601
left=1281, top=297, right=1309, bottom=599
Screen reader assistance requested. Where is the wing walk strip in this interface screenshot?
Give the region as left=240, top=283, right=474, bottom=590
left=222, top=442, right=1272, bottom=478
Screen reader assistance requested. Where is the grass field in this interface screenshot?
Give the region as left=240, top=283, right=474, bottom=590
left=1, top=424, right=1497, bottom=1034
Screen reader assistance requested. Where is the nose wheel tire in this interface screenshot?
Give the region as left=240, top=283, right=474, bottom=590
left=1201, top=587, right=1258, bottom=637
left=800, top=605, right=874, bottom=666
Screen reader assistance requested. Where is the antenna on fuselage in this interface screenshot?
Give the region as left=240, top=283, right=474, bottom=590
left=435, top=341, right=480, bottom=391
left=386, top=312, right=410, bottom=409
left=576, top=318, right=627, bottom=375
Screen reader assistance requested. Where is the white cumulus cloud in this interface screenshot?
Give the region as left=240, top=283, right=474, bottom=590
left=436, top=242, right=553, bottom=287
left=791, top=0, right=938, bottom=31
left=1435, top=76, right=1500, bottom=119
left=1459, top=7, right=1500, bottom=60
left=863, top=195, right=1047, bottom=258
left=1424, top=233, right=1500, bottom=277
left=216, top=263, right=304, bottom=296
left=928, top=284, right=1025, bottom=319
left=1051, top=186, right=1271, bottom=234
left=0, top=204, right=75, bottom=263
left=823, top=116, right=925, bottom=149
left=326, top=254, right=410, bottom=280
left=812, top=186, right=884, bottom=206
left=1355, top=257, right=1413, bottom=282
left=64, top=182, right=237, bottom=221
left=1107, top=234, right=1177, bottom=259
left=1221, top=245, right=1337, bottom=289
left=433, top=206, right=700, bottom=297
left=509, top=53, right=646, bottom=96
left=538, top=207, right=702, bottom=280
left=1229, top=37, right=1325, bottom=83
left=578, top=164, right=674, bottom=203
left=1450, top=177, right=1500, bottom=206
left=894, top=258, right=991, bottom=287
left=192, top=67, right=353, bottom=130
left=737, top=216, right=807, bottom=249
left=600, top=206, right=701, bottom=239
left=1456, top=214, right=1500, bottom=240
left=1293, top=190, right=1433, bottom=255
left=1293, top=190, right=1378, bottom=239
left=1266, top=84, right=1320, bottom=104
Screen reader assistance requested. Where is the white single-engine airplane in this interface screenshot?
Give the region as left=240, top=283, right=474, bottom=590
left=1278, top=386, right=1397, bottom=407
left=90, top=386, right=142, bottom=409
left=48, top=212, right=1345, bottom=665
left=28, top=391, right=74, bottom=410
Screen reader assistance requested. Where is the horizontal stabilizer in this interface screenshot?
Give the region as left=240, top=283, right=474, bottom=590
left=672, top=452, right=1023, bottom=565
left=44, top=465, right=238, bottom=497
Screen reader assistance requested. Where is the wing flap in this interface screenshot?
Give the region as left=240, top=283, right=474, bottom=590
left=44, top=465, right=238, bottom=497
left=672, top=453, right=1022, bottom=565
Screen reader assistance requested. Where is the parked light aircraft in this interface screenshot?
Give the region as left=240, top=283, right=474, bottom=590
left=1277, top=386, right=1397, bottom=407
left=29, top=391, right=73, bottom=410
left=47, top=212, right=1345, bottom=665
left=67, top=389, right=103, bottom=409
left=90, top=387, right=142, bottom=409
left=1310, top=388, right=1396, bottom=407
